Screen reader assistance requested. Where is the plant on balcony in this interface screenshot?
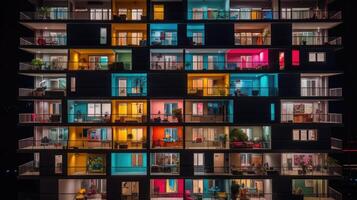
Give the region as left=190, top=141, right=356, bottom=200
left=172, top=108, right=183, bottom=122
left=38, top=6, right=51, bottom=19
left=31, top=58, right=44, bottom=69
left=230, top=128, right=248, bottom=142
left=88, top=156, right=104, bottom=173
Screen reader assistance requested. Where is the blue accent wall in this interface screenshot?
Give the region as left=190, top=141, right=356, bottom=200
left=111, top=153, right=147, bottom=175
left=111, top=73, right=147, bottom=96
left=185, top=52, right=225, bottom=70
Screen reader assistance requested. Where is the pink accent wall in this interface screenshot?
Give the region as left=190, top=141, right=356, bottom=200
left=152, top=179, right=184, bottom=196
left=226, top=49, right=269, bottom=67
left=150, top=100, right=183, bottom=115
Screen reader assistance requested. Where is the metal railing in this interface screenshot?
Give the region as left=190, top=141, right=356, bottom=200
left=18, top=161, right=39, bottom=176
left=67, top=140, right=112, bottom=149
left=281, top=113, right=343, bottom=124
left=20, top=36, right=66, bottom=46
left=235, top=35, right=271, bottom=45
left=18, top=137, right=66, bottom=149
left=187, top=36, right=205, bottom=46
left=185, top=61, right=270, bottom=71
left=186, top=140, right=228, bottom=149
left=231, top=87, right=278, bottom=97
left=151, top=165, right=180, bottom=174
left=19, top=113, right=62, bottom=123
left=67, top=166, right=106, bottom=175
left=112, top=10, right=146, bottom=21
left=280, top=165, right=342, bottom=176
left=112, top=36, right=147, bottom=46
left=293, top=36, right=342, bottom=45
left=150, top=61, right=184, bottom=70
left=112, top=86, right=147, bottom=97
left=301, top=87, right=343, bottom=97
left=331, top=137, right=343, bottom=150
left=188, top=87, right=229, bottom=96
left=150, top=114, right=183, bottom=123
left=19, top=88, right=66, bottom=97
left=20, top=10, right=112, bottom=20
left=113, top=140, right=147, bottom=149
left=151, top=139, right=183, bottom=149
left=229, top=140, right=271, bottom=149
left=150, top=36, right=178, bottom=46
left=19, top=61, right=67, bottom=71
left=185, top=114, right=233, bottom=123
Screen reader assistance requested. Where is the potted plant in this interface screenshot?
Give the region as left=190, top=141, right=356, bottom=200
left=38, top=6, right=51, bottom=19
left=31, top=58, right=44, bottom=70
left=230, top=128, right=248, bottom=148
left=172, top=108, right=183, bottom=122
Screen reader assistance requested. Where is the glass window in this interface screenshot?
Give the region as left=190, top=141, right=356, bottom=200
left=192, top=103, right=203, bottom=116
left=100, top=28, right=107, bottom=44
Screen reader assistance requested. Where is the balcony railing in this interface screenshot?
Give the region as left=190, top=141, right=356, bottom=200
left=18, top=161, right=39, bottom=176
left=235, top=35, right=271, bottom=45
left=20, top=10, right=112, bottom=20
left=186, top=61, right=270, bottom=71
left=231, top=87, right=278, bottom=97
left=150, top=61, right=184, bottom=70
left=188, top=87, right=229, bottom=96
left=293, top=36, right=342, bottom=45
left=150, top=36, right=178, bottom=46
left=121, top=194, right=139, bottom=200
left=112, top=86, right=147, bottom=97
left=20, top=36, right=67, bottom=46
left=331, top=137, right=343, bottom=150
left=113, top=10, right=146, bottom=21
left=185, top=114, right=232, bottom=123
left=301, top=87, right=343, bottom=97
left=18, top=137, right=66, bottom=149
left=19, top=61, right=67, bottom=71
left=112, top=114, right=148, bottom=123
left=68, top=166, right=106, bottom=175
left=19, top=88, right=66, bottom=97
left=111, top=167, right=147, bottom=175
left=229, top=140, right=271, bottom=149
left=150, top=165, right=180, bottom=175
left=113, top=140, right=147, bottom=149
left=186, top=140, right=228, bottom=149
left=68, top=61, right=132, bottom=71
left=58, top=193, right=107, bottom=200
left=67, top=140, right=112, bottom=149
left=112, top=36, right=147, bottom=46
left=280, top=165, right=342, bottom=176
left=19, top=113, right=62, bottom=123
left=151, top=139, right=183, bottom=149
left=187, top=36, right=204, bottom=46
left=150, top=114, right=183, bottom=123
left=281, top=113, right=343, bottom=124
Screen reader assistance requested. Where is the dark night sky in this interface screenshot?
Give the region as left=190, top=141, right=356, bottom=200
left=1, top=0, right=356, bottom=198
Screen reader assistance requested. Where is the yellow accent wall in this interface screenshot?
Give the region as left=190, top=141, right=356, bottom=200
left=69, top=49, right=116, bottom=70
left=187, top=73, right=229, bottom=96
left=111, top=100, right=147, bottom=122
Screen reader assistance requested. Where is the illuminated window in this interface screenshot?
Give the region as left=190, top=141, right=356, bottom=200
left=154, top=4, right=164, bottom=20
left=309, top=52, right=326, bottom=62
left=279, top=52, right=285, bottom=70
left=292, top=50, right=300, bottom=66
left=192, top=103, right=203, bottom=116
left=293, top=129, right=318, bottom=141
left=166, top=179, right=178, bottom=193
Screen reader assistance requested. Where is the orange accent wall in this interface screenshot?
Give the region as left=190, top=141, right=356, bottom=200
left=151, top=126, right=183, bottom=141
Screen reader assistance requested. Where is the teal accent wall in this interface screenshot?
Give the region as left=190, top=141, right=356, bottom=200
left=187, top=0, right=229, bottom=19
left=111, top=73, right=147, bottom=96
left=185, top=53, right=225, bottom=70
left=111, top=153, right=147, bottom=175
left=68, top=101, right=88, bottom=123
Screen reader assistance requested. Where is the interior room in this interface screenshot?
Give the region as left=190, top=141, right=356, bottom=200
left=187, top=24, right=205, bottom=45
left=185, top=49, right=226, bottom=71
left=112, top=23, right=147, bottom=46
left=185, top=179, right=230, bottom=199
left=230, top=0, right=274, bottom=20
left=150, top=24, right=178, bottom=46
left=111, top=73, right=147, bottom=97
left=226, top=49, right=269, bottom=70
left=111, top=153, right=147, bottom=175
left=68, top=127, right=112, bottom=149
left=121, top=181, right=140, bottom=199
left=67, top=100, right=111, bottom=123
left=150, top=126, right=183, bottom=149
left=150, top=179, right=184, bottom=200
left=67, top=153, right=106, bottom=175
left=229, top=126, right=271, bottom=149
left=185, top=100, right=233, bottom=123
left=187, top=0, right=230, bottom=20
left=26, top=126, right=68, bottom=149
left=112, top=0, right=147, bottom=20
left=150, top=100, right=184, bottom=123
left=280, top=0, right=329, bottom=19
left=194, top=153, right=230, bottom=175
left=19, top=100, right=62, bottom=123
left=292, top=179, right=329, bottom=198
left=111, top=100, right=147, bottom=123
left=230, top=73, right=278, bottom=97
left=69, top=49, right=116, bottom=70
left=150, top=49, right=184, bottom=70
left=185, top=126, right=229, bottom=149
left=113, top=126, right=147, bottom=149
left=187, top=73, right=230, bottom=96
left=150, top=153, right=180, bottom=175
left=234, top=23, right=271, bottom=45
left=231, top=179, right=273, bottom=200
left=69, top=0, right=112, bottom=20
left=22, top=48, right=68, bottom=71
left=230, top=153, right=280, bottom=175
left=58, top=179, right=107, bottom=200
left=19, top=73, right=66, bottom=97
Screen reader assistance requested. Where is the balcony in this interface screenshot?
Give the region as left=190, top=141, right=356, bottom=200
left=150, top=100, right=183, bottom=123
left=59, top=179, right=107, bottom=200
left=187, top=24, right=205, bottom=46
left=112, top=100, right=148, bottom=123
left=292, top=180, right=342, bottom=200
left=185, top=100, right=233, bottom=123
left=150, top=49, right=184, bottom=71
left=150, top=179, right=184, bottom=199
left=19, top=113, right=62, bottom=123
left=234, top=23, right=271, bottom=46
left=18, top=137, right=67, bottom=150
left=68, top=101, right=111, bottom=123
left=229, top=126, right=271, bottom=150
left=113, top=127, right=147, bottom=149
left=301, top=87, right=343, bottom=97
left=112, top=0, right=147, bottom=21
left=230, top=73, right=278, bottom=97
left=112, top=24, right=147, bottom=46
left=293, top=36, right=342, bottom=46
left=281, top=113, right=342, bottom=124
left=150, top=126, right=183, bottom=149
left=150, top=153, right=180, bottom=175
left=20, top=35, right=66, bottom=46
left=150, top=24, right=178, bottom=46
left=111, top=73, right=147, bottom=97
left=18, top=161, right=40, bottom=176
left=19, top=75, right=67, bottom=97
left=185, top=126, right=229, bottom=149
left=331, top=137, right=343, bottom=150
left=68, top=127, right=112, bottom=149
left=68, top=153, right=106, bottom=176
left=69, top=49, right=122, bottom=71
left=111, top=153, right=147, bottom=175
left=187, top=74, right=230, bottom=97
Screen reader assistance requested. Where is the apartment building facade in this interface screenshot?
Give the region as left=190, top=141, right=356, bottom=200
left=18, top=0, right=344, bottom=199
